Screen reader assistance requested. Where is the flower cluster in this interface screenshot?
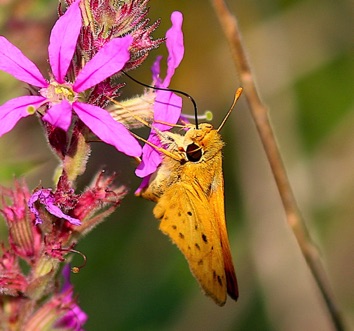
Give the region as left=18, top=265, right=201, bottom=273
left=0, top=0, right=184, bottom=329
left=0, top=174, right=126, bottom=329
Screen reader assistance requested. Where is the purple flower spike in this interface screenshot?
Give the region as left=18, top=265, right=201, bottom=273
left=135, top=12, right=184, bottom=182
left=28, top=189, right=81, bottom=226
left=0, top=0, right=141, bottom=157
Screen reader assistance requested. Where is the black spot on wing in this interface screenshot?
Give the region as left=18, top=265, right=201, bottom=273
left=213, top=270, right=223, bottom=287
left=202, top=233, right=208, bottom=243
left=217, top=275, right=223, bottom=287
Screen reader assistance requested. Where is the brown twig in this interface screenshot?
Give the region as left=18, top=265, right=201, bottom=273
left=210, top=0, right=347, bottom=330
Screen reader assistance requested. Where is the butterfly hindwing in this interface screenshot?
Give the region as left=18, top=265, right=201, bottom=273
left=154, top=181, right=228, bottom=306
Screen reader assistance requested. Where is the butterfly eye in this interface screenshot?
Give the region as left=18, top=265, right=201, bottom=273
left=186, top=143, right=203, bottom=162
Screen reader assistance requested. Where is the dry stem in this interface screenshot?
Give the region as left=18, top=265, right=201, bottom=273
left=210, top=1, right=347, bottom=330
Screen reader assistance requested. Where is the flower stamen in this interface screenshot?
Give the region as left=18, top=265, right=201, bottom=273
left=40, top=82, right=77, bottom=105
left=52, top=247, right=87, bottom=273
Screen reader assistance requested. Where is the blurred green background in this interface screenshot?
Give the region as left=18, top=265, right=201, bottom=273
left=0, top=0, right=353, bottom=330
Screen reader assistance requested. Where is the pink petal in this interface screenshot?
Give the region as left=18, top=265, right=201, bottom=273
left=46, top=204, right=81, bottom=226
left=0, top=96, right=46, bottom=137
left=55, top=274, right=88, bottom=329
left=73, top=36, right=133, bottom=92
left=73, top=102, right=141, bottom=157
left=49, top=0, right=82, bottom=83
left=135, top=92, right=181, bottom=178
left=151, top=56, right=162, bottom=85
left=43, top=100, right=72, bottom=131
left=134, top=175, right=151, bottom=195
left=137, top=11, right=184, bottom=181
left=164, top=11, right=184, bottom=87
left=154, top=91, right=182, bottom=131
left=0, top=37, right=47, bottom=87
left=29, top=189, right=81, bottom=226
left=135, top=134, right=163, bottom=177
left=136, top=92, right=181, bottom=176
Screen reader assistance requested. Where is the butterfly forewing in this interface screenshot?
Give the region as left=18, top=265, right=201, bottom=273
left=209, top=168, right=239, bottom=300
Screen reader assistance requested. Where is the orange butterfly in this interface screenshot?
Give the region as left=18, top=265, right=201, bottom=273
left=137, top=88, right=242, bottom=305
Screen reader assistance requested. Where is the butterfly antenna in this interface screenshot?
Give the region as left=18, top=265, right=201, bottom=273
left=217, top=87, right=243, bottom=132
left=122, top=71, right=200, bottom=129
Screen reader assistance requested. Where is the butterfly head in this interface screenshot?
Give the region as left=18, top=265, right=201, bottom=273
left=177, top=123, right=223, bottom=164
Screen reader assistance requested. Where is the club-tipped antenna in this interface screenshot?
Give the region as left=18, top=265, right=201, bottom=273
left=217, top=87, right=243, bottom=132
left=122, top=71, right=200, bottom=128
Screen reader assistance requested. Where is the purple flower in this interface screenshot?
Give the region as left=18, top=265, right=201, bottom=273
left=0, top=0, right=141, bottom=157
left=28, top=189, right=81, bottom=226
left=54, top=265, right=88, bottom=331
left=135, top=11, right=184, bottom=184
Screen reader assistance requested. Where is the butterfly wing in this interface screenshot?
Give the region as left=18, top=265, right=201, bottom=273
left=209, top=165, right=239, bottom=300
left=154, top=182, right=228, bottom=306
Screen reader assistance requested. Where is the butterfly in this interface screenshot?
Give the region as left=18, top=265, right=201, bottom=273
left=136, top=88, right=242, bottom=306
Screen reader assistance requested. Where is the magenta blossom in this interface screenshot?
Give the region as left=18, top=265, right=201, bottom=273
left=54, top=265, right=88, bottom=331
left=135, top=11, right=184, bottom=187
left=0, top=0, right=141, bottom=157
left=28, top=189, right=81, bottom=226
